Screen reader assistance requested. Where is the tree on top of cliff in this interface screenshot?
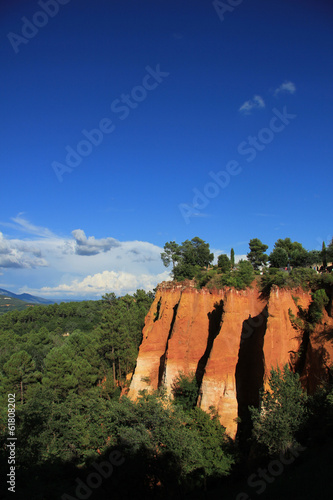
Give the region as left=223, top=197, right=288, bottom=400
left=161, top=237, right=214, bottom=280
left=268, top=246, right=289, bottom=268
left=230, top=248, right=235, bottom=268
left=161, top=241, right=181, bottom=270
left=322, top=242, right=327, bottom=269
left=247, top=238, right=268, bottom=270
left=271, top=238, right=309, bottom=268
left=217, top=254, right=231, bottom=273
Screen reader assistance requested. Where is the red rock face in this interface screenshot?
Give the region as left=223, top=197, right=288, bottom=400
left=200, top=287, right=267, bottom=438
left=128, top=285, right=182, bottom=399
left=128, top=281, right=333, bottom=438
left=162, top=287, right=224, bottom=395
left=263, top=286, right=312, bottom=387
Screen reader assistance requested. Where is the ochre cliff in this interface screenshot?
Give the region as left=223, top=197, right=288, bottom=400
left=128, top=281, right=333, bottom=438
left=199, top=286, right=267, bottom=438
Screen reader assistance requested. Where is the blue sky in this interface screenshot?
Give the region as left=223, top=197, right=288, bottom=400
left=0, top=0, right=332, bottom=300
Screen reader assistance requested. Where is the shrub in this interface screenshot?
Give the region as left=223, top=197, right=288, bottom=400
left=250, top=365, right=307, bottom=455
left=308, top=289, right=329, bottom=325
left=171, top=372, right=199, bottom=411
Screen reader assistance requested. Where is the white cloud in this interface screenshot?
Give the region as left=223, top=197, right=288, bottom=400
left=0, top=232, right=48, bottom=269
left=0, top=213, right=55, bottom=238
left=274, top=81, right=296, bottom=96
left=0, top=216, right=171, bottom=299
left=27, top=270, right=171, bottom=298
left=239, top=95, right=265, bottom=114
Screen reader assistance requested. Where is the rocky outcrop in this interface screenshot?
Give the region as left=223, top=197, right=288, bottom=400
left=128, top=281, right=333, bottom=438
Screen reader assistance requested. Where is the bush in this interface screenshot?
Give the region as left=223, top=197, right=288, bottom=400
left=308, top=289, right=329, bottom=324
left=250, top=365, right=307, bottom=456
left=260, top=267, right=319, bottom=295
left=171, top=372, right=199, bottom=411
left=289, top=267, right=318, bottom=289
left=195, top=268, right=218, bottom=288
left=220, top=260, right=254, bottom=290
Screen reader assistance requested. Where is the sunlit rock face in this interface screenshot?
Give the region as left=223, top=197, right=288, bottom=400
left=128, top=281, right=333, bottom=438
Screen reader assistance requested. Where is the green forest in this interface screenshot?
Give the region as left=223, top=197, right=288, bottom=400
left=0, top=237, right=333, bottom=499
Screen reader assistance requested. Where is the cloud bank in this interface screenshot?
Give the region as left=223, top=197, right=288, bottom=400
left=0, top=217, right=171, bottom=299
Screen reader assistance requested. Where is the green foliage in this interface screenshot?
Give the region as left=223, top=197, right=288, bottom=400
left=230, top=248, right=235, bottom=268
left=250, top=365, right=307, bottom=455
left=271, top=237, right=309, bottom=268
left=288, top=288, right=329, bottom=336
left=217, top=253, right=231, bottom=273
left=0, top=296, right=35, bottom=315
left=3, top=351, right=41, bottom=403
left=247, top=238, right=268, bottom=270
left=308, top=289, right=329, bottom=324
left=171, top=372, right=199, bottom=411
left=161, top=240, right=181, bottom=269
left=95, top=291, right=153, bottom=384
left=195, top=268, right=218, bottom=288
left=162, top=237, right=214, bottom=281
left=236, top=259, right=255, bottom=286
left=289, top=267, right=318, bottom=288
left=307, top=249, right=322, bottom=266
left=322, top=241, right=327, bottom=268
left=268, top=247, right=289, bottom=268
left=288, top=308, right=304, bottom=330
left=107, top=392, right=234, bottom=487
left=260, top=266, right=318, bottom=294
left=0, top=290, right=153, bottom=404
left=220, top=260, right=254, bottom=289
left=201, top=259, right=254, bottom=290
left=188, top=407, right=234, bottom=477
left=290, top=246, right=309, bottom=268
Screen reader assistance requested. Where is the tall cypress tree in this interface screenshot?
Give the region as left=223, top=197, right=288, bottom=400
left=322, top=241, right=327, bottom=268
left=230, top=248, right=235, bottom=268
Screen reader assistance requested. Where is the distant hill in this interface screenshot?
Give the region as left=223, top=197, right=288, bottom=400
left=0, top=295, right=35, bottom=314
left=0, top=288, right=54, bottom=305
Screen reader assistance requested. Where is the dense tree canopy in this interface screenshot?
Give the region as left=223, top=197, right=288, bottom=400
left=269, top=238, right=309, bottom=268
